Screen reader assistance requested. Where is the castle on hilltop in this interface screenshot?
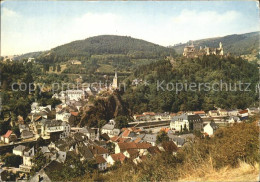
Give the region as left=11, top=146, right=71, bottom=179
left=183, top=41, right=223, bottom=58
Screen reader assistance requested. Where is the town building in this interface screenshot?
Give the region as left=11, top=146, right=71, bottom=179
left=41, top=120, right=70, bottom=139
left=101, top=120, right=120, bottom=137
left=19, top=147, right=35, bottom=172
left=1, top=130, right=17, bottom=144
left=203, top=121, right=219, bottom=136
left=170, top=114, right=203, bottom=132
left=13, top=145, right=26, bottom=156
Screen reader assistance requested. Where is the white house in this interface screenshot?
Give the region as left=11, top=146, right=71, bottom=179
left=170, top=114, right=203, bottom=132
left=208, top=110, right=218, bottom=117
left=13, top=145, right=26, bottom=156
left=107, top=153, right=126, bottom=166
left=203, top=121, right=218, bottom=136
left=1, top=130, right=17, bottom=144
left=41, top=120, right=70, bottom=139
left=101, top=120, right=120, bottom=137
left=19, top=147, right=35, bottom=172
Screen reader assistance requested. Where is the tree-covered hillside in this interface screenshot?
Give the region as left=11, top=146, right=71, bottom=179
left=172, top=31, right=259, bottom=56
left=28, top=35, right=176, bottom=76
left=123, top=55, right=259, bottom=113
left=36, top=35, right=176, bottom=63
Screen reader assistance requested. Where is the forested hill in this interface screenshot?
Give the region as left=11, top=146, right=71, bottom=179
left=172, top=31, right=259, bottom=56
left=123, top=55, right=259, bottom=113
left=35, top=35, right=176, bottom=63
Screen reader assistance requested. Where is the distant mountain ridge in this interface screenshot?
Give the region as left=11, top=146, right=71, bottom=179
left=172, top=31, right=259, bottom=56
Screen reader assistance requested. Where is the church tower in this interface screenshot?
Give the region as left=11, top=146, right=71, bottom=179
left=219, top=42, right=222, bottom=49
left=112, top=71, right=118, bottom=89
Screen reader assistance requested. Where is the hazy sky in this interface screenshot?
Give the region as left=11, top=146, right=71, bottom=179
left=1, top=1, right=259, bottom=56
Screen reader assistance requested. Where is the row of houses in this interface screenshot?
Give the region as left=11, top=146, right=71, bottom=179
left=133, top=108, right=258, bottom=122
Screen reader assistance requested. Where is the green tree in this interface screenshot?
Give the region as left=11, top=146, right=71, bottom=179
left=53, top=64, right=56, bottom=72
left=57, top=64, right=61, bottom=72
left=31, top=151, right=48, bottom=175
left=3, top=154, right=22, bottom=167
left=0, top=120, right=10, bottom=135
left=12, top=126, right=21, bottom=138
left=115, top=116, right=129, bottom=129
left=156, top=131, right=169, bottom=144
left=98, top=120, right=107, bottom=129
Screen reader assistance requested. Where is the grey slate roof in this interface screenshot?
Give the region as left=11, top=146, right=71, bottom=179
left=102, top=123, right=115, bottom=130
left=13, top=145, right=26, bottom=152
left=78, top=146, right=94, bottom=160
left=168, top=135, right=185, bottom=146
left=21, top=130, right=34, bottom=138
left=172, top=114, right=202, bottom=123
left=209, top=121, right=218, bottom=130
left=143, top=134, right=157, bottom=143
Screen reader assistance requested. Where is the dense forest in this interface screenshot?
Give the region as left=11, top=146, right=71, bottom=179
left=0, top=62, right=61, bottom=135
left=122, top=55, right=259, bottom=113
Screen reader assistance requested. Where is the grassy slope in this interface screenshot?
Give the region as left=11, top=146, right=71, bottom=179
left=179, top=161, right=259, bottom=182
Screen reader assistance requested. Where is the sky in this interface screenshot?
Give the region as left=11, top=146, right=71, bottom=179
left=1, top=1, right=259, bottom=56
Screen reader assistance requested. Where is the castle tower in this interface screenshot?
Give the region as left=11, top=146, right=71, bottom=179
left=219, top=42, right=224, bottom=55
left=112, top=71, right=118, bottom=89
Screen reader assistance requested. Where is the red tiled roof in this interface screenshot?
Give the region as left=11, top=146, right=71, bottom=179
left=134, top=114, right=144, bottom=118
left=136, top=142, right=152, bottom=149
left=3, top=130, right=12, bottom=138
left=126, top=149, right=139, bottom=156
left=117, top=137, right=128, bottom=143
left=89, top=145, right=109, bottom=155
left=110, top=136, right=119, bottom=142
left=122, top=127, right=142, bottom=133
left=194, top=111, right=205, bottom=114
left=118, top=142, right=137, bottom=150
left=160, top=128, right=170, bottom=133
left=239, top=110, right=248, bottom=114
left=95, top=155, right=106, bottom=164
left=70, top=112, right=79, bottom=116
left=111, top=153, right=126, bottom=162
left=143, top=112, right=155, bottom=116
left=134, top=138, right=141, bottom=143
left=122, top=130, right=131, bottom=138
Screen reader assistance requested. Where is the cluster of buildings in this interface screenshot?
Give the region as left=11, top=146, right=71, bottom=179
left=183, top=41, right=224, bottom=58
left=132, top=107, right=259, bottom=136
left=0, top=80, right=259, bottom=180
